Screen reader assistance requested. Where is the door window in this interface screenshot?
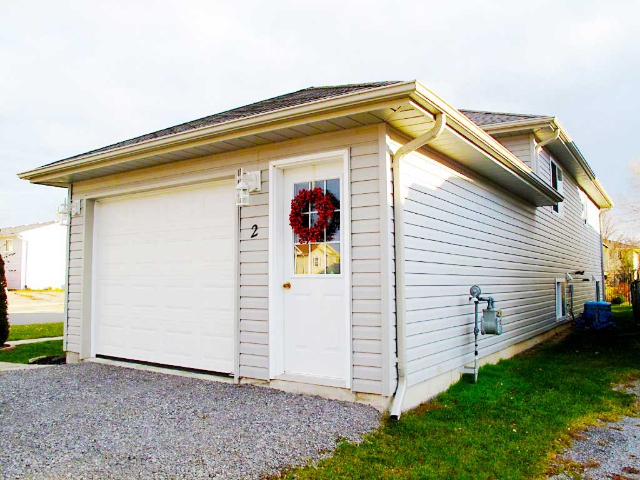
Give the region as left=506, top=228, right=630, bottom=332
left=292, top=178, right=341, bottom=275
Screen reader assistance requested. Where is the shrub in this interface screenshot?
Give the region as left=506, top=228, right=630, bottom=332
left=0, top=253, right=9, bottom=346
left=611, top=295, right=625, bottom=305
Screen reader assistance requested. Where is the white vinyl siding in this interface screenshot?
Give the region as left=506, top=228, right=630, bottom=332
left=390, top=130, right=602, bottom=388
left=65, top=125, right=387, bottom=394
left=498, top=135, right=536, bottom=171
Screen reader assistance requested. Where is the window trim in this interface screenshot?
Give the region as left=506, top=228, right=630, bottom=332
left=550, top=158, right=564, bottom=215
left=555, top=278, right=567, bottom=321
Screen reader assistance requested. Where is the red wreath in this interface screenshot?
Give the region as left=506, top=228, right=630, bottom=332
left=289, top=187, right=336, bottom=244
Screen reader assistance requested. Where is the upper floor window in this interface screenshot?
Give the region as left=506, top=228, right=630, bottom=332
left=550, top=158, right=563, bottom=214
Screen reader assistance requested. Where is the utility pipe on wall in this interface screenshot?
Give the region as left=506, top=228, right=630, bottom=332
left=390, top=112, right=446, bottom=420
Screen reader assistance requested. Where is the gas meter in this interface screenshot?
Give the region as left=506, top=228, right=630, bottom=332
left=481, top=306, right=503, bottom=335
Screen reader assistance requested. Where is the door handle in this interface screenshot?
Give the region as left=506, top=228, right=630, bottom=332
left=283, top=282, right=291, bottom=290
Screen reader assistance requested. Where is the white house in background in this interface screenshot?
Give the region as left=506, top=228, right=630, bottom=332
left=0, top=221, right=67, bottom=290
left=18, top=81, right=612, bottom=416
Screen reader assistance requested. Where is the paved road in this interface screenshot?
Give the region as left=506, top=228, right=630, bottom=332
left=8, top=313, right=65, bottom=325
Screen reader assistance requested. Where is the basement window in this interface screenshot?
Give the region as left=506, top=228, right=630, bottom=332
left=556, top=280, right=567, bottom=321
left=550, top=159, right=564, bottom=214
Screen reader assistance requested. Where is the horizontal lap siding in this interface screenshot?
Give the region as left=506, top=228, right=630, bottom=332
left=239, top=171, right=270, bottom=380
left=351, top=139, right=384, bottom=395
left=68, top=126, right=386, bottom=393
left=394, top=135, right=601, bottom=388
left=66, top=215, right=83, bottom=352
left=498, top=135, right=534, bottom=169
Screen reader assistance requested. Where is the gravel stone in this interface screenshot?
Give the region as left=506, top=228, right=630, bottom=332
left=0, top=363, right=381, bottom=479
left=550, top=382, right=640, bottom=479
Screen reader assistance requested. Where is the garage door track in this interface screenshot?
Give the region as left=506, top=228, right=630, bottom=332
left=0, top=363, right=380, bottom=479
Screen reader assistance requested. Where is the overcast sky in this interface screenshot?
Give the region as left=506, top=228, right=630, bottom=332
left=2, top=1, right=638, bottom=234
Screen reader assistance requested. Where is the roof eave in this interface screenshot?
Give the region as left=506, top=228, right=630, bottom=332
left=477, top=117, right=613, bottom=209
left=410, top=83, right=563, bottom=206
left=19, top=81, right=418, bottom=183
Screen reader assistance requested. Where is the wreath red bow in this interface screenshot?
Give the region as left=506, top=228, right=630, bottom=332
left=289, top=187, right=337, bottom=244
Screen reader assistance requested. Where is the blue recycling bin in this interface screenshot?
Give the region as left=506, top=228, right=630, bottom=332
left=579, top=301, right=615, bottom=330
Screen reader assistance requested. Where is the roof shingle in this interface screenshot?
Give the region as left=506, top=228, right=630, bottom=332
left=46, top=81, right=403, bottom=167
left=459, top=109, right=548, bottom=126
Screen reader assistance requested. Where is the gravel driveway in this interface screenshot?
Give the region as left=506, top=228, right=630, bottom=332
left=550, top=382, right=640, bottom=479
left=0, top=364, right=381, bottom=479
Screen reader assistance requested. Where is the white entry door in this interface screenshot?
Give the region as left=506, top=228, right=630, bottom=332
left=92, top=183, right=236, bottom=373
left=281, top=161, right=350, bottom=387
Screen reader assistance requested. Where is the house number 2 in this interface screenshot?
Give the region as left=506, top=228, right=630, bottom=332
left=251, top=224, right=258, bottom=238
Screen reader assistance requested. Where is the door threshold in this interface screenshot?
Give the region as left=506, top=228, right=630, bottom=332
left=276, top=372, right=348, bottom=389
left=87, top=357, right=236, bottom=384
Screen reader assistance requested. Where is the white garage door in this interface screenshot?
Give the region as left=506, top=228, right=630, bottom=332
left=92, top=183, right=236, bottom=373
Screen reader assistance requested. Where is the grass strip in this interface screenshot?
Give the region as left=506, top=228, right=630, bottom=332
left=287, top=305, right=640, bottom=480
left=0, top=340, right=63, bottom=364
left=7, top=322, right=64, bottom=341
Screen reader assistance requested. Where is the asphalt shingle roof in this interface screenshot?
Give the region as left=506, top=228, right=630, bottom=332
left=42, top=82, right=550, bottom=168
left=45, top=82, right=403, bottom=167
left=459, top=109, right=548, bottom=126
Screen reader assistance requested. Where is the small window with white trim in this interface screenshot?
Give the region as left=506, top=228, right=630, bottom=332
left=3, top=239, right=13, bottom=253
left=579, top=190, right=588, bottom=225
left=556, top=280, right=567, bottom=320
left=550, top=158, right=563, bottom=214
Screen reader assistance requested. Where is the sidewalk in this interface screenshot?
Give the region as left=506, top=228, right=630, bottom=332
left=8, top=337, right=63, bottom=346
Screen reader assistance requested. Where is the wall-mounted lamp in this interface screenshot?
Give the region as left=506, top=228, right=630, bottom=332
left=565, top=273, right=574, bottom=282
left=235, top=168, right=261, bottom=207
left=57, top=199, right=81, bottom=226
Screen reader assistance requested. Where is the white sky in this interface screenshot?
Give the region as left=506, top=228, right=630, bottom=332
left=1, top=0, right=638, bottom=234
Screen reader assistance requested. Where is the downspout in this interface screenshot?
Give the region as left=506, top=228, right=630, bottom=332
left=390, top=112, right=446, bottom=420
left=599, top=209, right=608, bottom=301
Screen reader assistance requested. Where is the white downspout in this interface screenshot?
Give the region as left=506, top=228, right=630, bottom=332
left=390, top=112, right=446, bottom=420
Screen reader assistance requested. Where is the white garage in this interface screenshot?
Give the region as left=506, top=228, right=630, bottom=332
left=91, top=183, right=236, bottom=374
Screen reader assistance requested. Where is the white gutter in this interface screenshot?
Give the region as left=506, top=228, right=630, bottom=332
left=389, top=112, right=446, bottom=420
left=483, top=117, right=613, bottom=209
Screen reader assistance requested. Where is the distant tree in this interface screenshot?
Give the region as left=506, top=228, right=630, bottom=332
left=0, top=253, right=8, bottom=346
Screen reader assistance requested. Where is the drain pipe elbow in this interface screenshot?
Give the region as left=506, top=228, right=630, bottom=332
left=535, top=127, right=560, bottom=155
left=389, top=112, right=446, bottom=420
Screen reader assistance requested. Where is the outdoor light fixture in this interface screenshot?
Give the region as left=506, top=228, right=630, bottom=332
left=565, top=273, right=574, bottom=281
left=235, top=168, right=261, bottom=207
left=57, top=199, right=81, bottom=226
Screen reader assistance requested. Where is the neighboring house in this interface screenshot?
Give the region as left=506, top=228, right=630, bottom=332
left=603, top=240, right=640, bottom=281
left=0, top=221, right=67, bottom=290
left=603, top=239, right=640, bottom=301
left=19, top=81, right=612, bottom=415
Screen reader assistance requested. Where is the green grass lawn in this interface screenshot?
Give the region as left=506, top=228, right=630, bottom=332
left=7, top=322, right=64, bottom=341
left=0, top=340, right=63, bottom=364
left=288, top=305, right=640, bottom=479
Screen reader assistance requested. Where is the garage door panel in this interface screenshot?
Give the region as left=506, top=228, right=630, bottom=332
left=94, top=183, right=236, bottom=374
